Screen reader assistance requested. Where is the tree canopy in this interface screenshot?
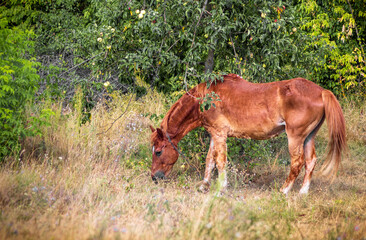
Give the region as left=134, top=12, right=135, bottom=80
left=0, top=0, right=365, bottom=159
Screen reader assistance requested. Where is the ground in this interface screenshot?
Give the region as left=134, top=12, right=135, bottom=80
left=0, top=91, right=365, bottom=240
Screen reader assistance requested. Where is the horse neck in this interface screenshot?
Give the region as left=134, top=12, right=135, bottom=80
left=161, top=93, right=201, bottom=145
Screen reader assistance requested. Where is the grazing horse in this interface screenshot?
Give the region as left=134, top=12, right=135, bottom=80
left=149, top=74, right=346, bottom=195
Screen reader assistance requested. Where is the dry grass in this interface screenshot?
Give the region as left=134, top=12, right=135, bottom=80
left=342, top=100, right=366, bottom=144
left=0, top=91, right=365, bottom=240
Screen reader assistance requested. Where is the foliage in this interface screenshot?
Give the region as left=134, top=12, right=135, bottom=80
left=199, top=91, right=221, bottom=112
left=1, top=0, right=365, bottom=161
left=70, top=0, right=316, bottom=92
left=299, top=0, right=366, bottom=96
left=1, top=0, right=365, bottom=96
left=0, top=18, right=41, bottom=160
left=2, top=0, right=347, bottom=93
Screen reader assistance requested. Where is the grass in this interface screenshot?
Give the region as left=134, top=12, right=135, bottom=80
left=0, top=88, right=365, bottom=240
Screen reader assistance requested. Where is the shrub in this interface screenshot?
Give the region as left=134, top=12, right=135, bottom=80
left=0, top=19, right=40, bottom=160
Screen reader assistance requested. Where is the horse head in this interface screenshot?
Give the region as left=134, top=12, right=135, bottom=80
left=149, top=126, right=179, bottom=183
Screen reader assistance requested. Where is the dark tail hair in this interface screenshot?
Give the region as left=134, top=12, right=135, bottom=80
left=320, top=90, right=347, bottom=179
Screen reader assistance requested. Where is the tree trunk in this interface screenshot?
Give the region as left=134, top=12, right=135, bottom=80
left=204, top=3, right=214, bottom=73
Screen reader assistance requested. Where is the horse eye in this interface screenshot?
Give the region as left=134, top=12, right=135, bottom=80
left=155, top=150, right=162, bottom=157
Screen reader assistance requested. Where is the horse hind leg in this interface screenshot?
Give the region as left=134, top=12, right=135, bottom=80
left=299, top=118, right=323, bottom=195
left=299, top=137, right=316, bottom=195
left=280, top=135, right=306, bottom=195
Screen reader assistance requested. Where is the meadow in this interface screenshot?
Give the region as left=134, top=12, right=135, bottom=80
left=0, top=87, right=365, bottom=240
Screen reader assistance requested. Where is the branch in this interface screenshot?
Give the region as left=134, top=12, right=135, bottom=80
left=97, top=92, right=134, bottom=135
left=346, top=0, right=365, bottom=61
left=190, top=0, right=209, bottom=49
left=230, top=36, right=242, bottom=76
left=59, top=51, right=105, bottom=77
left=183, top=0, right=209, bottom=90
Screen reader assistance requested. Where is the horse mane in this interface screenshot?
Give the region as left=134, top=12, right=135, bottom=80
left=152, top=74, right=244, bottom=143
left=151, top=88, right=200, bottom=144
left=222, top=73, right=245, bottom=82
left=162, top=90, right=200, bottom=136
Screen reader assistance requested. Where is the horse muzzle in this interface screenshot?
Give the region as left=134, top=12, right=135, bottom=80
left=151, top=171, right=166, bottom=184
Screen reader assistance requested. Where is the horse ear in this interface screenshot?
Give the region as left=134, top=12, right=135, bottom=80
left=149, top=125, right=156, bottom=132
left=156, top=128, right=164, bottom=140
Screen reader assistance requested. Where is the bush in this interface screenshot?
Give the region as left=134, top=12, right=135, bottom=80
left=0, top=19, right=41, bottom=160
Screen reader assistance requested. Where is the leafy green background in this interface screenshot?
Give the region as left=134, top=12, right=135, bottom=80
left=0, top=0, right=365, bottom=160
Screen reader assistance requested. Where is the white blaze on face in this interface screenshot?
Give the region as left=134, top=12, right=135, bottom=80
left=152, top=146, right=155, bottom=153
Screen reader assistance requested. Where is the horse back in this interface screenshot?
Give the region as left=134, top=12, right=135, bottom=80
left=195, top=75, right=325, bottom=139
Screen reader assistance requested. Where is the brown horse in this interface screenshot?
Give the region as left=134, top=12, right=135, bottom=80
left=150, top=74, right=346, bottom=195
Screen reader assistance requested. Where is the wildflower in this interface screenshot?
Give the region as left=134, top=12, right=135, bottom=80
left=292, top=27, right=297, bottom=32
left=100, top=32, right=103, bottom=36
left=274, top=19, right=277, bottom=23
left=104, top=81, right=110, bottom=87
left=141, top=10, right=146, bottom=15
left=136, top=9, right=140, bottom=14
left=205, top=223, right=212, bottom=229
left=138, top=13, right=144, bottom=19
left=261, top=12, right=266, bottom=18
left=111, top=28, right=115, bottom=33
left=97, top=37, right=103, bottom=42
left=107, top=45, right=111, bottom=50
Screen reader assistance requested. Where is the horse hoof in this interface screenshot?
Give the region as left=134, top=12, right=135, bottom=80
left=196, top=181, right=210, bottom=193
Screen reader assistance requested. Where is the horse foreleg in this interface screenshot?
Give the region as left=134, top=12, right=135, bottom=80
left=299, top=138, right=317, bottom=195
left=281, top=136, right=305, bottom=195
left=197, top=139, right=216, bottom=193
left=212, top=135, right=228, bottom=192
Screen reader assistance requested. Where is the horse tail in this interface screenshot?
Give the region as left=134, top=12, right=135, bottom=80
left=320, top=90, right=347, bottom=180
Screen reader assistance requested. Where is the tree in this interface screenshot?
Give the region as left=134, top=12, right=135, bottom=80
left=0, top=17, right=40, bottom=159
left=300, top=0, right=366, bottom=96
left=60, top=0, right=314, bottom=95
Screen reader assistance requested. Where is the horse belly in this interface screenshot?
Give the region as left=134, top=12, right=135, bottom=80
left=227, top=117, right=285, bottom=140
